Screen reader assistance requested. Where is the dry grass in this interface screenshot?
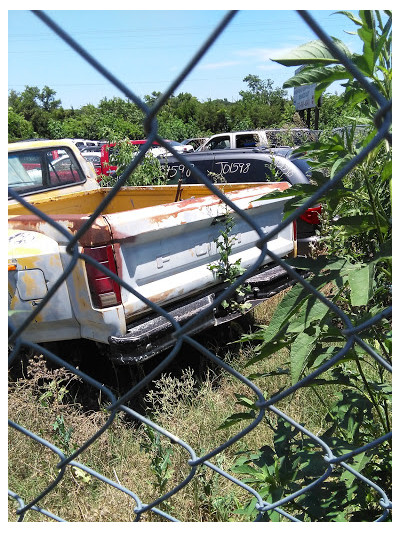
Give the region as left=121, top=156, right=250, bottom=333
left=8, top=292, right=333, bottom=522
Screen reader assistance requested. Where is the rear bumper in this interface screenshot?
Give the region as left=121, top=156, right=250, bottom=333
left=108, top=264, right=299, bottom=365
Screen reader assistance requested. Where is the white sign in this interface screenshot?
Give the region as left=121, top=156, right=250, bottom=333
left=293, top=66, right=316, bottom=110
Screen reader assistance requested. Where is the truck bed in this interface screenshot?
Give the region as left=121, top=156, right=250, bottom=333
left=9, top=182, right=294, bottom=353
left=8, top=182, right=289, bottom=216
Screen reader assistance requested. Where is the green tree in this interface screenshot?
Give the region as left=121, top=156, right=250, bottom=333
left=144, top=91, right=163, bottom=107
left=8, top=107, right=34, bottom=142
left=317, top=93, right=362, bottom=130
left=229, top=75, right=289, bottom=129
left=8, top=85, right=62, bottom=137
left=99, top=138, right=169, bottom=187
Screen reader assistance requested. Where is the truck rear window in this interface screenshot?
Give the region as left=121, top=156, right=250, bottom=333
left=8, top=147, right=85, bottom=196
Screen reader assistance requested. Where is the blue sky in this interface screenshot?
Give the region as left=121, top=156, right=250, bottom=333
left=8, top=7, right=364, bottom=110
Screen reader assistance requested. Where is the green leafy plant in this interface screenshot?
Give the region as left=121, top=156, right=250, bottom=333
left=140, top=424, right=175, bottom=515
left=24, top=354, right=82, bottom=409
left=192, top=455, right=240, bottom=521
left=99, top=137, right=169, bottom=187
left=227, top=10, right=392, bottom=521
left=52, top=414, right=77, bottom=455
left=207, top=202, right=252, bottom=315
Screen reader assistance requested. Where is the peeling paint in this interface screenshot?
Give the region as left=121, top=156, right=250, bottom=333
left=9, top=179, right=294, bottom=346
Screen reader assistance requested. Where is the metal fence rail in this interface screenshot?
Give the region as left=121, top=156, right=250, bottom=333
left=8, top=9, right=392, bottom=522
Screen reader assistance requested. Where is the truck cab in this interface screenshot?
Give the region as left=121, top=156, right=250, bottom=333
left=197, top=129, right=320, bottom=151
left=8, top=139, right=99, bottom=205
left=199, top=131, right=268, bottom=151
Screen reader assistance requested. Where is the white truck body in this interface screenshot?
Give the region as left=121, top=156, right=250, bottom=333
left=8, top=140, right=296, bottom=364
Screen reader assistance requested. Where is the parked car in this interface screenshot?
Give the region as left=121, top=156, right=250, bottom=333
left=81, top=150, right=102, bottom=176
left=163, top=146, right=310, bottom=185
left=197, top=129, right=320, bottom=151
left=151, top=140, right=194, bottom=157
left=162, top=146, right=320, bottom=256
left=70, top=139, right=106, bottom=150
left=80, top=145, right=102, bottom=153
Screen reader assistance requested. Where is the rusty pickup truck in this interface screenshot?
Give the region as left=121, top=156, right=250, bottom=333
left=8, top=139, right=296, bottom=364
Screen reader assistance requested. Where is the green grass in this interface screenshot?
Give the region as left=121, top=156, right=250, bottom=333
left=8, top=292, right=390, bottom=522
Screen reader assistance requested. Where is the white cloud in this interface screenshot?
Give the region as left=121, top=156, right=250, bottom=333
left=197, top=46, right=297, bottom=73
left=235, top=46, right=294, bottom=62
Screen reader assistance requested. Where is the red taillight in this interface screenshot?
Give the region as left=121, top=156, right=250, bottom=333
left=300, top=205, right=321, bottom=225
left=84, top=245, right=122, bottom=309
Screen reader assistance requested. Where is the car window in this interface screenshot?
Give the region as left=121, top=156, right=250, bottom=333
left=8, top=153, right=43, bottom=190
left=204, top=136, right=230, bottom=150
left=236, top=134, right=258, bottom=148
left=47, top=151, right=82, bottom=185
left=8, top=147, right=85, bottom=195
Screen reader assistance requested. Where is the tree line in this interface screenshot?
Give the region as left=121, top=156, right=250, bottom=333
left=8, top=74, right=357, bottom=143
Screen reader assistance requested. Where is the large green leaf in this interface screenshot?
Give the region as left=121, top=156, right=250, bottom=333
left=359, top=11, right=376, bottom=71
left=290, top=332, right=317, bottom=384
left=332, top=215, right=386, bottom=235
left=374, top=16, right=392, bottom=65
left=341, top=85, right=369, bottom=107
left=218, top=411, right=256, bottom=430
left=340, top=452, right=370, bottom=488
left=331, top=153, right=354, bottom=177
left=282, top=65, right=351, bottom=89
left=244, top=339, right=290, bottom=368
left=255, top=282, right=310, bottom=345
left=348, top=263, right=374, bottom=306
left=333, top=11, right=363, bottom=27
left=351, top=53, right=374, bottom=77
left=381, top=160, right=392, bottom=183
left=271, top=38, right=351, bottom=67
left=287, top=297, right=329, bottom=333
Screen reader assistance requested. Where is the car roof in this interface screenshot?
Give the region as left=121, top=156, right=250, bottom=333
left=102, top=140, right=160, bottom=147
left=8, top=138, right=79, bottom=153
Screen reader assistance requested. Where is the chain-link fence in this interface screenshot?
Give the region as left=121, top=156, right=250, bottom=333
left=8, top=9, right=392, bottom=522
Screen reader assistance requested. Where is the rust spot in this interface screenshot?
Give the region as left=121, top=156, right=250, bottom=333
left=8, top=214, right=112, bottom=247
left=8, top=183, right=289, bottom=247
left=148, top=287, right=178, bottom=304
left=112, top=242, right=124, bottom=278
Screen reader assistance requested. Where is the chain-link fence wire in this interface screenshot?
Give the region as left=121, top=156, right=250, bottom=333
left=8, top=9, right=392, bottom=522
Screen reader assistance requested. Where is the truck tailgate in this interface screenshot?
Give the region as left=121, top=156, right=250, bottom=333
left=104, top=184, right=294, bottom=322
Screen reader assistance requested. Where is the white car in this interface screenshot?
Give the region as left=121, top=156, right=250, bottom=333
left=81, top=151, right=102, bottom=174
left=70, top=139, right=106, bottom=150
left=151, top=140, right=194, bottom=158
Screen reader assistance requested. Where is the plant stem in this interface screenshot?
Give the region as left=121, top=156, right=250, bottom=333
left=354, top=356, right=390, bottom=434
left=362, top=164, right=385, bottom=248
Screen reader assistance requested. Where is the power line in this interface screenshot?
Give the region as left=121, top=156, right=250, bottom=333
left=8, top=37, right=310, bottom=55
left=8, top=18, right=334, bottom=40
